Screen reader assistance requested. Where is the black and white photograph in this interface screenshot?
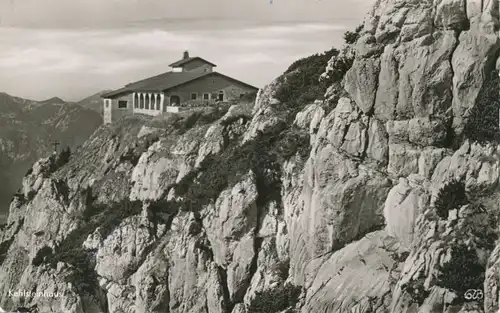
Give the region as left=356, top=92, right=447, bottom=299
left=0, top=0, right=499, bottom=312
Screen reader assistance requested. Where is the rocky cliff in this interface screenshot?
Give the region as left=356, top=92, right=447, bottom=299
left=1, top=1, right=500, bottom=312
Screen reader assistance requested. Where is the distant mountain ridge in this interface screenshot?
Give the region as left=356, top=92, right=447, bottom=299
left=75, top=89, right=112, bottom=115
left=39, top=96, right=66, bottom=105
left=0, top=91, right=102, bottom=222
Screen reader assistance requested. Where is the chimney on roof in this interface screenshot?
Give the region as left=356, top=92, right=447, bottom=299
left=183, top=50, right=189, bottom=59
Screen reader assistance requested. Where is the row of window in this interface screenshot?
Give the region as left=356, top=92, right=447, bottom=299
left=106, top=90, right=248, bottom=110
left=190, top=91, right=224, bottom=101
left=134, top=93, right=162, bottom=110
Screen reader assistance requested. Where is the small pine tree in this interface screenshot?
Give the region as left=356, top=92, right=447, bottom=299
left=57, top=146, right=71, bottom=166
left=434, top=179, right=468, bottom=219
left=343, top=31, right=359, bottom=44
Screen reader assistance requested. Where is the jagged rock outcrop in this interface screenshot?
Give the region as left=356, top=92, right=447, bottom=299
left=0, top=0, right=500, bottom=313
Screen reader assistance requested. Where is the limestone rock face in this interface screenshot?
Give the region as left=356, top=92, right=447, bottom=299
left=1, top=0, right=500, bottom=312
left=243, top=78, right=287, bottom=143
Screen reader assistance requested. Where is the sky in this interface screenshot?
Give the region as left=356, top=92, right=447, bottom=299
left=0, top=0, right=374, bottom=102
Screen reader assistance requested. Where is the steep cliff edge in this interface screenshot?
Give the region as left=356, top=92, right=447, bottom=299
left=1, top=1, right=500, bottom=313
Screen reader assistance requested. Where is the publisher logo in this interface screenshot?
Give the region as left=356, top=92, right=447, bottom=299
left=464, top=289, right=483, bottom=301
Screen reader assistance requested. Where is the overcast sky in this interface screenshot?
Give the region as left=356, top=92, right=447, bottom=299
left=0, top=0, right=374, bottom=101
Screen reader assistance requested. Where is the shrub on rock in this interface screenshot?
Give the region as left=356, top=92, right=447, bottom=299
left=436, top=244, right=485, bottom=303
left=434, top=179, right=468, bottom=219
left=247, top=283, right=302, bottom=313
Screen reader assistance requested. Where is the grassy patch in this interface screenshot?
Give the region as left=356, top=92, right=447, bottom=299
left=401, top=276, right=429, bottom=306
left=119, top=133, right=159, bottom=166
left=391, top=251, right=410, bottom=263
left=220, top=114, right=251, bottom=128
left=240, top=91, right=258, bottom=103
left=148, top=118, right=312, bottom=218
left=274, top=259, right=290, bottom=281
left=275, top=47, right=340, bottom=109
left=172, top=107, right=229, bottom=134
left=247, top=283, right=302, bottom=313
left=275, top=126, right=311, bottom=161
left=464, top=69, right=500, bottom=144
left=274, top=39, right=354, bottom=112
left=0, top=237, right=15, bottom=265
left=170, top=124, right=307, bottom=214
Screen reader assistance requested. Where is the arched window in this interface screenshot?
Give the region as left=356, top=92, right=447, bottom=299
left=156, top=94, right=161, bottom=110
left=145, top=94, right=150, bottom=110
left=140, top=93, right=144, bottom=109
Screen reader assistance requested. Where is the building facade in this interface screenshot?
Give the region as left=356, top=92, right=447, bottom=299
left=102, top=51, right=259, bottom=124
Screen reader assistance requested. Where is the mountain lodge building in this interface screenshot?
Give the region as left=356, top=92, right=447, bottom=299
left=101, top=51, right=259, bottom=124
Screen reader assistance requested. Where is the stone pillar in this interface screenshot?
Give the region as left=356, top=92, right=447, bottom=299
left=160, top=93, right=165, bottom=112
left=104, top=99, right=112, bottom=124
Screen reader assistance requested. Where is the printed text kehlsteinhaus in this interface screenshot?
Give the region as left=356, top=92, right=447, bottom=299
left=8, top=289, right=63, bottom=298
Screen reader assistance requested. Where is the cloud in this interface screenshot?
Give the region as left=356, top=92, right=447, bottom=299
left=0, top=21, right=347, bottom=100
left=228, top=52, right=279, bottom=65
left=0, top=0, right=375, bottom=28
left=104, top=29, right=201, bottom=51
left=242, top=23, right=349, bottom=36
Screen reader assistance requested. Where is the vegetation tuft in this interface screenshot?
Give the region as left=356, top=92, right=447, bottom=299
left=463, top=69, right=500, bottom=144
left=274, top=259, right=291, bottom=281
left=401, top=276, right=430, bottom=306
left=247, top=283, right=302, bottom=313
left=220, top=114, right=251, bottom=128
left=343, top=24, right=363, bottom=44
left=434, top=179, right=468, bottom=219
left=240, top=91, right=258, bottom=103
left=274, top=45, right=353, bottom=112
left=173, top=107, right=229, bottom=134
left=119, top=133, right=159, bottom=166
left=171, top=128, right=284, bottom=214
left=32, top=246, right=53, bottom=266
left=56, top=146, right=71, bottom=168
left=0, top=238, right=15, bottom=265
left=48, top=146, right=72, bottom=173
left=436, top=244, right=485, bottom=304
